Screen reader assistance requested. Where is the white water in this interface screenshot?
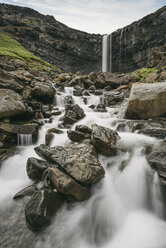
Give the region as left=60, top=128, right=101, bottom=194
left=102, top=34, right=113, bottom=73
left=17, top=134, right=33, bottom=146
left=0, top=88, right=166, bottom=248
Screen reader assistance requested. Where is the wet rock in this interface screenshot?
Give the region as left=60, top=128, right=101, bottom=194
left=32, top=82, right=55, bottom=103
left=47, top=128, right=64, bottom=134
left=26, top=157, right=48, bottom=181
left=88, top=85, right=96, bottom=92
left=25, top=188, right=64, bottom=230
left=88, top=104, right=96, bottom=109
left=104, top=91, right=125, bottom=106
left=91, top=124, right=121, bottom=156
left=35, top=143, right=105, bottom=186
left=146, top=141, right=166, bottom=185
left=64, top=95, right=74, bottom=105
left=126, top=82, right=166, bottom=119
left=88, top=72, right=97, bottom=82
left=73, top=89, right=83, bottom=96
left=0, top=89, right=27, bottom=119
left=64, top=104, right=85, bottom=124
left=67, top=130, right=90, bottom=142
left=95, top=104, right=107, bottom=112
left=45, top=133, right=54, bottom=146
left=13, top=185, right=36, bottom=200
left=95, top=73, right=105, bottom=89
left=48, top=168, right=90, bottom=201
left=83, top=90, right=90, bottom=96
left=75, top=125, right=92, bottom=134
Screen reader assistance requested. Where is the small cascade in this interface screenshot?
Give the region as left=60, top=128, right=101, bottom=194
left=17, top=134, right=33, bottom=146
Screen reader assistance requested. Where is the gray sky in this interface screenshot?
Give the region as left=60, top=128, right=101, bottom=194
left=1, top=0, right=165, bottom=34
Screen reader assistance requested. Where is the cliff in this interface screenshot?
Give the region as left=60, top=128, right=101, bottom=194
left=111, top=6, right=166, bottom=73
left=0, top=3, right=102, bottom=74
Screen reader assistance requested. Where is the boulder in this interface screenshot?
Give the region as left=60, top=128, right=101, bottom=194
left=25, top=188, right=64, bottom=230
left=48, top=167, right=90, bottom=201
left=91, top=124, right=121, bottom=156
left=0, top=89, right=27, bottom=119
left=104, top=91, right=125, bottom=106
left=64, top=104, right=85, bottom=125
left=126, top=82, right=166, bottom=119
left=146, top=141, right=166, bottom=185
left=47, top=128, right=64, bottom=134
left=95, top=104, right=107, bottom=112
left=26, top=157, right=48, bottom=181
left=32, top=82, right=55, bottom=103
left=34, top=143, right=105, bottom=186
left=67, top=130, right=90, bottom=142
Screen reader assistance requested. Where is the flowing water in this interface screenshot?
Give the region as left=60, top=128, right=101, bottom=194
left=0, top=88, right=166, bottom=248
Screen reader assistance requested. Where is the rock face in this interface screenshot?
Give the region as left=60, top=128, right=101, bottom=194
left=0, top=89, right=26, bottom=119
left=35, top=143, right=105, bottom=186
left=111, top=6, right=166, bottom=73
left=126, top=82, right=166, bottom=119
left=91, top=124, right=121, bottom=156
left=0, top=3, right=102, bottom=74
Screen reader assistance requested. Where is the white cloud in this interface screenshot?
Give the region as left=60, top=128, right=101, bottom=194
left=5, top=0, right=166, bottom=34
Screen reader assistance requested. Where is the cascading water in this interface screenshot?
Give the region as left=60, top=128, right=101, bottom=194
left=0, top=87, right=166, bottom=248
left=17, top=134, right=33, bottom=146
left=102, top=34, right=112, bottom=73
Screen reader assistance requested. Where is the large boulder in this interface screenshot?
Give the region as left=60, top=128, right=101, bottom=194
left=48, top=167, right=90, bottom=201
left=91, top=124, right=121, bottom=156
left=126, top=82, right=166, bottom=119
left=63, top=104, right=85, bottom=125
left=32, top=82, right=55, bottom=103
left=34, top=143, right=105, bottom=186
left=25, top=188, right=64, bottom=230
left=67, top=130, right=90, bottom=142
left=0, top=89, right=27, bottom=119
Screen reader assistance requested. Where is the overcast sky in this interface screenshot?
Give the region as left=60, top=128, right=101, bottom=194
left=1, top=0, right=165, bottom=34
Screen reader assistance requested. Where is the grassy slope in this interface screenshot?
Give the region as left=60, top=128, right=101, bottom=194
left=0, top=33, right=61, bottom=73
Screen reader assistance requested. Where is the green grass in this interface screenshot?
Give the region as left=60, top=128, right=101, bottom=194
left=133, top=67, right=158, bottom=81
left=0, top=33, right=61, bottom=73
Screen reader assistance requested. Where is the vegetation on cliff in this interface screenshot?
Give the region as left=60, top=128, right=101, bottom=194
left=0, top=34, right=61, bottom=73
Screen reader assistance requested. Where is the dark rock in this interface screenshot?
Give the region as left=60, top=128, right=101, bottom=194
left=91, top=123, right=121, bottom=156
left=64, top=95, right=74, bottom=106
left=45, top=133, right=54, bottom=146
left=73, top=89, right=83, bottom=96
left=48, top=167, right=90, bottom=201
left=26, top=157, right=48, bottom=181
left=95, top=73, right=106, bottom=89
left=13, top=185, right=36, bottom=199
left=0, top=123, right=38, bottom=134
left=25, top=188, right=64, bottom=230
left=67, top=130, right=90, bottom=142
left=146, top=141, right=166, bottom=185
left=34, top=143, right=105, bottom=186
left=88, top=72, right=97, bottom=82
left=47, top=128, right=64, bottom=134
left=64, top=104, right=85, bottom=124
left=95, top=104, right=107, bottom=112
left=104, top=91, right=125, bottom=106
left=75, top=125, right=92, bottom=134
left=83, top=90, right=90, bottom=96
left=88, top=104, right=96, bottom=109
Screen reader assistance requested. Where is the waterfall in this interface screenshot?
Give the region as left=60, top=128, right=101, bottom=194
left=102, top=34, right=112, bottom=73
left=17, top=134, right=33, bottom=146
left=0, top=87, right=166, bottom=248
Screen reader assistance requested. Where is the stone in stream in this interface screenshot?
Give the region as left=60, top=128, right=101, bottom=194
left=75, top=125, right=92, bottom=134
left=48, top=167, right=90, bottom=201
left=67, top=130, right=91, bottom=142
left=91, top=124, right=121, bottom=156
left=63, top=104, right=85, bottom=125
left=95, top=104, right=107, bottom=112
left=26, top=157, right=49, bottom=181
left=13, top=185, right=36, bottom=200
left=45, top=133, right=54, bottom=146
left=0, top=89, right=27, bottom=119
left=126, top=82, right=166, bottom=119
left=25, top=188, right=64, bottom=230
left=34, top=143, right=105, bottom=186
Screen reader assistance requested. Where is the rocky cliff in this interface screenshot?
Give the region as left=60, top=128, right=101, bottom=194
left=111, top=6, right=166, bottom=73
left=0, top=3, right=102, bottom=74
